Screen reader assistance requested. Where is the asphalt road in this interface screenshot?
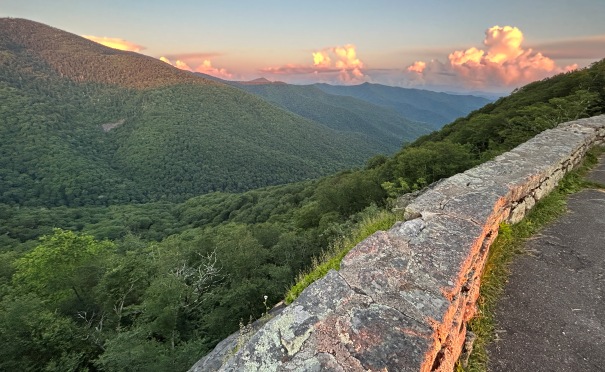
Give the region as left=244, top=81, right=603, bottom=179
left=488, top=154, right=605, bottom=372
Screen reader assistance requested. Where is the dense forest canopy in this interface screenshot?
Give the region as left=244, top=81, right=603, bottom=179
left=1, top=18, right=604, bottom=372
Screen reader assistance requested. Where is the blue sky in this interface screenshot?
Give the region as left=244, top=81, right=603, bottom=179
left=2, top=0, right=604, bottom=92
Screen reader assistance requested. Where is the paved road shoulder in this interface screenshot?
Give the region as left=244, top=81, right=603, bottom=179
left=488, top=155, right=605, bottom=372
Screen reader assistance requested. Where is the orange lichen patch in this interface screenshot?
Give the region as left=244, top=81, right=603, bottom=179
left=314, top=316, right=366, bottom=371
left=439, top=238, right=485, bottom=301
left=351, top=329, right=383, bottom=353
left=435, top=294, right=462, bottom=338
left=439, top=197, right=507, bottom=301
left=426, top=298, right=469, bottom=371
left=434, top=325, right=467, bottom=372
left=420, top=342, right=442, bottom=372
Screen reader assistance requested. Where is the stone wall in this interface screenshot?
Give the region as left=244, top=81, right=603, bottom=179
left=191, top=115, right=605, bottom=372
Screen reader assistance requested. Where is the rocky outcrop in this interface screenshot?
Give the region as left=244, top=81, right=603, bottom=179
left=190, top=115, right=605, bottom=372
left=101, top=118, right=125, bottom=132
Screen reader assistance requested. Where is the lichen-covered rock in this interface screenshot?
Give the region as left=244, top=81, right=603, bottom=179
left=219, top=270, right=355, bottom=371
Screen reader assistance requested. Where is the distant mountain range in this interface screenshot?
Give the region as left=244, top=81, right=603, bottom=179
left=314, top=82, right=491, bottom=127
left=228, top=83, right=433, bottom=149
left=200, top=73, right=492, bottom=130
left=0, top=18, right=488, bottom=207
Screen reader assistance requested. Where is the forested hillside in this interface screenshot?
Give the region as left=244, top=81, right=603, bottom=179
left=0, top=18, right=405, bottom=207
left=1, top=24, right=603, bottom=370
left=316, top=82, right=491, bottom=127
left=229, top=83, right=432, bottom=153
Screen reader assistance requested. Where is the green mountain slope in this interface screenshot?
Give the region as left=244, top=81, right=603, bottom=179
left=316, top=82, right=491, bottom=127
left=0, top=18, right=386, bottom=206
left=230, top=83, right=433, bottom=153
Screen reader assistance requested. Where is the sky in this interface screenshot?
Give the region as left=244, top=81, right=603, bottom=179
left=2, top=0, right=605, bottom=93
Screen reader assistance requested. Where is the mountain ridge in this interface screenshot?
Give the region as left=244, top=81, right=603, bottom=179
left=0, top=17, right=221, bottom=89
left=315, top=82, right=491, bottom=127
left=202, top=74, right=491, bottom=129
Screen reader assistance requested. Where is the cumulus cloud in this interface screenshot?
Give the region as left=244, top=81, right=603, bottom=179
left=406, top=26, right=577, bottom=90
left=175, top=60, right=193, bottom=70
left=160, top=56, right=233, bottom=79
left=195, top=60, right=233, bottom=78
left=407, top=61, right=426, bottom=73
left=312, top=50, right=331, bottom=67
left=261, top=44, right=367, bottom=84
left=82, top=35, right=145, bottom=52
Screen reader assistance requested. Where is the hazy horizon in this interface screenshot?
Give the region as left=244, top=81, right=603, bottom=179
left=2, top=0, right=604, bottom=93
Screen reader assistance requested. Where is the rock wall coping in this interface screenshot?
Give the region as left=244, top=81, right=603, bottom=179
left=191, top=115, right=605, bottom=372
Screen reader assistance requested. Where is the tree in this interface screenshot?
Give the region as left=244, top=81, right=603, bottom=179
left=12, top=229, right=114, bottom=309
left=0, top=293, right=91, bottom=371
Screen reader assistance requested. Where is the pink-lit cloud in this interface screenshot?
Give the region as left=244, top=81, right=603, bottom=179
left=159, top=56, right=233, bottom=79
left=406, top=26, right=578, bottom=90
left=195, top=60, right=233, bottom=78
left=261, top=44, right=367, bottom=84
left=407, top=61, right=426, bottom=73
left=82, top=35, right=145, bottom=52
left=175, top=59, right=193, bottom=70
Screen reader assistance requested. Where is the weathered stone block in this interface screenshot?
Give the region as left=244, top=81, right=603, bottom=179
left=339, top=230, right=450, bottom=326
left=314, top=304, right=434, bottom=371
left=393, top=214, right=485, bottom=296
